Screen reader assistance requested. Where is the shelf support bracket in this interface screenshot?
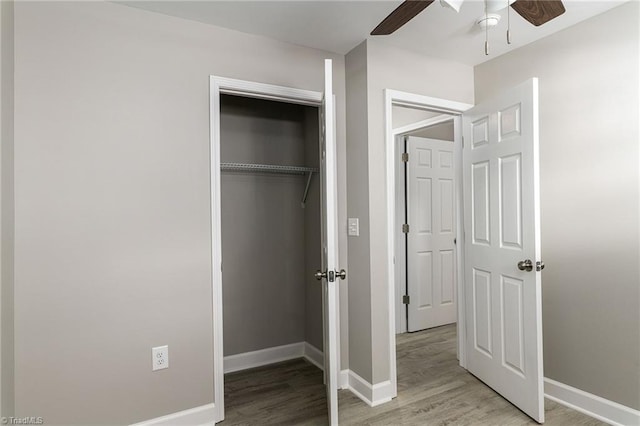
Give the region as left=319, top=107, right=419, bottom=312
left=301, top=171, right=314, bottom=208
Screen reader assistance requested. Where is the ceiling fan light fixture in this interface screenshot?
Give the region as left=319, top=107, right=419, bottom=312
left=476, top=13, right=501, bottom=30
left=486, top=0, right=517, bottom=13
left=439, top=0, right=465, bottom=13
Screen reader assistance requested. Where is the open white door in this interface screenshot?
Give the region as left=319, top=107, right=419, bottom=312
left=317, top=58, right=340, bottom=426
left=407, top=136, right=457, bottom=332
left=462, top=79, right=544, bottom=422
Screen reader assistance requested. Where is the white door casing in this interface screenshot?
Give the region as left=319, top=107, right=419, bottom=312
left=407, top=136, right=457, bottom=332
left=210, top=73, right=330, bottom=424
left=321, top=59, right=340, bottom=426
left=462, top=78, right=543, bottom=422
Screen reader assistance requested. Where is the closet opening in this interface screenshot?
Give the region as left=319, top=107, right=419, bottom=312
left=218, top=94, right=328, bottom=424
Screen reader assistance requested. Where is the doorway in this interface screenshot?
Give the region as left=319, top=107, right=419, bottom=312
left=384, top=81, right=545, bottom=423
left=384, top=91, right=471, bottom=399
left=210, top=61, right=342, bottom=425
left=395, top=116, right=458, bottom=334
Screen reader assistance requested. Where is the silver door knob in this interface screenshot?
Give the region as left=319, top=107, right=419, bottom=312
left=536, top=261, right=545, bottom=271
left=315, top=270, right=327, bottom=281
left=517, top=259, right=534, bottom=272
left=336, top=269, right=347, bottom=280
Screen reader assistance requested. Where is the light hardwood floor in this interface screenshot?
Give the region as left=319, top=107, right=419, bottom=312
left=222, top=324, right=604, bottom=425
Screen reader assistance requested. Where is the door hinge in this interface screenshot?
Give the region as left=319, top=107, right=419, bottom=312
left=401, top=152, right=409, bottom=163
left=462, top=136, right=465, bottom=147
left=402, top=295, right=410, bottom=305
left=402, top=223, right=410, bottom=234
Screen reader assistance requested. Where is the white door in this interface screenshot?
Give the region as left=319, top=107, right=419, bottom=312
left=462, top=78, right=544, bottom=422
left=407, top=136, right=457, bottom=332
left=318, top=58, right=341, bottom=426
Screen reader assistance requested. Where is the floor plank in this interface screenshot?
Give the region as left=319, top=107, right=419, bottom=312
left=222, top=325, right=604, bottom=425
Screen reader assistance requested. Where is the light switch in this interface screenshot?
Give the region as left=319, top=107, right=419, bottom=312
left=348, top=218, right=359, bottom=237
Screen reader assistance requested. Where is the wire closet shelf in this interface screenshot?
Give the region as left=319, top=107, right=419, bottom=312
left=220, top=162, right=319, bottom=208
left=220, top=162, right=317, bottom=175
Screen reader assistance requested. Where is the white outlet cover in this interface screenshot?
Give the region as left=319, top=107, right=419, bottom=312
left=152, top=345, right=169, bottom=371
left=348, top=218, right=359, bottom=237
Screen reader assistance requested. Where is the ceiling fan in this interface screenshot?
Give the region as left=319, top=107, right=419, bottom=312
left=370, top=0, right=566, bottom=36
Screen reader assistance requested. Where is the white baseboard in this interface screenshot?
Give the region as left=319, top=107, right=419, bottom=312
left=340, top=369, right=350, bottom=390
left=225, top=342, right=326, bottom=374
left=224, top=342, right=305, bottom=374
left=372, top=379, right=394, bottom=406
left=303, top=342, right=324, bottom=370
left=225, top=344, right=399, bottom=409
left=130, top=403, right=215, bottom=426
left=346, top=370, right=395, bottom=407
left=545, top=378, right=640, bottom=426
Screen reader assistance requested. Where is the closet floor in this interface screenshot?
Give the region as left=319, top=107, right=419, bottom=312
left=223, top=358, right=328, bottom=425
left=222, top=325, right=605, bottom=425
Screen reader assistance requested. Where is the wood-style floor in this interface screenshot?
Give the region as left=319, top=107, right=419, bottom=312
left=222, top=325, right=604, bottom=425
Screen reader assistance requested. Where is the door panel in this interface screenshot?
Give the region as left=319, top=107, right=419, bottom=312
left=462, top=78, right=543, bottom=423
left=320, top=58, right=339, bottom=426
left=407, top=136, right=457, bottom=332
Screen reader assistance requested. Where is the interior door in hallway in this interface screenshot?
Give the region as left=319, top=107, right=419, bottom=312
left=462, top=78, right=544, bottom=423
left=406, top=136, right=457, bottom=332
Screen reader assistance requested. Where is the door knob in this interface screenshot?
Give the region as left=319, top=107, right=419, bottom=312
left=517, top=259, right=534, bottom=272
left=315, top=270, right=327, bottom=281
left=536, top=261, right=545, bottom=271
left=336, top=269, right=347, bottom=280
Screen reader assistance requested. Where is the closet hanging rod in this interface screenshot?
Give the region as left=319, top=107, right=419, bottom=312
left=220, top=162, right=318, bottom=175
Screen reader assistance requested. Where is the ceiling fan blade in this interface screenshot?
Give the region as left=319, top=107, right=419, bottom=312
left=511, top=0, right=565, bottom=26
left=371, top=0, right=435, bottom=36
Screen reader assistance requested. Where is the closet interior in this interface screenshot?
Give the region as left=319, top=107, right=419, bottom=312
left=219, top=94, right=324, bottom=376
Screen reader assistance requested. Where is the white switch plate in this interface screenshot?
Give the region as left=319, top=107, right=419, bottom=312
left=152, top=345, right=169, bottom=371
left=348, top=218, right=359, bottom=237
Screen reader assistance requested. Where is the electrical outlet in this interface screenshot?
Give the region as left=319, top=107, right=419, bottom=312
left=152, top=345, right=169, bottom=371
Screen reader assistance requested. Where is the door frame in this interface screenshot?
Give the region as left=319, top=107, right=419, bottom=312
left=209, top=76, right=324, bottom=423
left=384, top=89, right=473, bottom=397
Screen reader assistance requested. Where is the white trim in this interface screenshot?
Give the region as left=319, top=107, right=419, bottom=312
left=130, top=403, right=216, bottom=426
left=213, top=76, right=322, bottom=107
left=210, top=75, right=323, bottom=423
left=371, top=380, right=394, bottom=406
left=544, top=378, right=640, bottom=426
left=384, top=89, right=473, bottom=401
left=393, top=113, right=453, bottom=137
left=347, top=370, right=372, bottom=405
left=345, top=371, right=394, bottom=407
left=340, top=369, right=350, bottom=390
left=452, top=114, right=465, bottom=365
left=223, top=342, right=325, bottom=375
left=224, top=343, right=305, bottom=374
left=303, top=342, right=325, bottom=371
left=388, top=90, right=474, bottom=114
left=394, top=136, right=407, bottom=334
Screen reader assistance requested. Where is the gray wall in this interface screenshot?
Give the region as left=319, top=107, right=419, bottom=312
left=303, top=107, right=323, bottom=351
left=345, top=41, right=373, bottom=382
left=220, top=95, right=321, bottom=355
left=346, top=40, right=474, bottom=384
left=408, top=121, right=454, bottom=141
left=392, top=105, right=440, bottom=129
left=475, top=2, right=640, bottom=410
left=11, top=2, right=347, bottom=424
left=366, top=40, right=474, bottom=384
left=0, top=0, right=15, bottom=418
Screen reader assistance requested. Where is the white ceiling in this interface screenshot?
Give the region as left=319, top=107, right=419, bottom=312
left=121, top=0, right=628, bottom=66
